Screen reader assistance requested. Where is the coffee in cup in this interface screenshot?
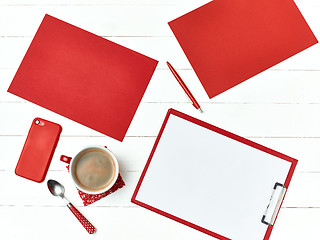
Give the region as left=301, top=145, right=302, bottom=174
left=61, top=146, right=119, bottom=194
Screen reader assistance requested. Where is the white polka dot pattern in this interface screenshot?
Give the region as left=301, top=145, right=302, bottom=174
left=68, top=203, right=96, bottom=234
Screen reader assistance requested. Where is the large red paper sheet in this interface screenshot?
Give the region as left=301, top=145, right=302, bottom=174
left=169, top=0, right=318, bottom=98
left=8, top=14, right=158, bottom=141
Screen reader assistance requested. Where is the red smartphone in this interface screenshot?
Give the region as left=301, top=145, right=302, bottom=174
left=15, top=118, right=62, bottom=182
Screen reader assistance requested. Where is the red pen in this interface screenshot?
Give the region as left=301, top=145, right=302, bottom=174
left=166, top=61, right=203, bottom=113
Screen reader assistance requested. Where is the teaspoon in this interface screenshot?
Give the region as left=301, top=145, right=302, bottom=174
left=47, top=179, right=96, bottom=234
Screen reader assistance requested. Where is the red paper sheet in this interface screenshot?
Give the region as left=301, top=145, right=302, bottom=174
left=8, top=14, right=158, bottom=141
left=169, top=0, right=318, bottom=98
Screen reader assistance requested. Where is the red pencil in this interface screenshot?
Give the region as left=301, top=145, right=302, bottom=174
left=166, top=61, right=203, bottom=113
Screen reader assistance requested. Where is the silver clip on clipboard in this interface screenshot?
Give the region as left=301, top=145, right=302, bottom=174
left=261, top=182, right=287, bottom=226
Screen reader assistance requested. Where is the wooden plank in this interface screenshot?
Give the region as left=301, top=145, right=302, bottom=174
left=0, top=170, right=136, bottom=207
left=1, top=102, right=320, bottom=137
left=0, top=5, right=175, bottom=37
left=1, top=169, right=320, bottom=208
left=3, top=68, right=320, bottom=103
left=0, top=3, right=318, bottom=37
left=0, top=206, right=217, bottom=240
left=0, top=136, right=154, bottom=172
left=0, top=0, right=319, bottom=7
left=1, top=36, right=319, bottom=71
left=283, top=172, right=320, bottom=208
left=0, top=0, right=210, bottom=6
left=1, top=136, right=320, bottom=172
left=0, top=201, right=320, bottom=239
left=270, top=208, right=320, bottom=240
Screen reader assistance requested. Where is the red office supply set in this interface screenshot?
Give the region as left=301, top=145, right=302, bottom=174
left=6, top=0, right=318, bottom=239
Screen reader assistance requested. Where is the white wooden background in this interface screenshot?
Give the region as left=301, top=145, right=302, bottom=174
left=1, top=0, right=320, bottom=239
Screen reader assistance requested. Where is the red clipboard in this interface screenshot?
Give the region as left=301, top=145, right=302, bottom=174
left=169, top=0, right=318, bottom=98
left=8, top=14, right=158, bottom=141
left=132, top=109, right=297, bottom=240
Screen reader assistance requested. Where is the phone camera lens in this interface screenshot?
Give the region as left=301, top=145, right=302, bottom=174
left=35, top=120, right=40, bottom=125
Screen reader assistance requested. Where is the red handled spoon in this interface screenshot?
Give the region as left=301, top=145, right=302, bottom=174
left=47, top=179, right=96, bottom=234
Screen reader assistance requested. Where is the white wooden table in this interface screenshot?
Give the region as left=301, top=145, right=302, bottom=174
left=1, top=0, right=320, bottom=239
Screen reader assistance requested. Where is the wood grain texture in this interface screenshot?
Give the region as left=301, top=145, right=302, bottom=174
left=0, top=0, right=319, bottom=239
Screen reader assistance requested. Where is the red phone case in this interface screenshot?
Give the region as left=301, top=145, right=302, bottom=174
left=15, top=118, right=62, bottom=182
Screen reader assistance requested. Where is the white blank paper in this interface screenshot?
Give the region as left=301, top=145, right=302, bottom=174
left=135, top=114, right=292, bottom=240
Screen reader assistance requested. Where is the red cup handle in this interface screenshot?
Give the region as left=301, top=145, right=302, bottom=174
left=60, top=155, right=72, bottom=164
